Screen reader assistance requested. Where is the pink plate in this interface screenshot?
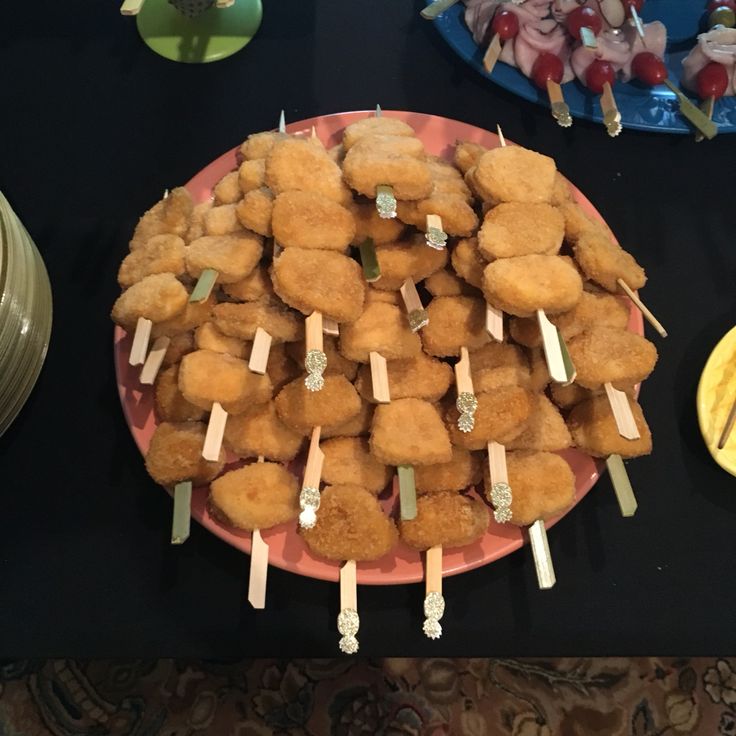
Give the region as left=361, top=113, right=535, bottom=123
left=114, top=111, right=643, bottom=585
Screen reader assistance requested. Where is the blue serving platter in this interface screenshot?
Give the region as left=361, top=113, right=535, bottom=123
left=430, top=0, right=736, bottom=134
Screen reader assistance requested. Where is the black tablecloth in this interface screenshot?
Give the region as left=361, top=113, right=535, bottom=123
left=1, top=0, right=734, bottom=658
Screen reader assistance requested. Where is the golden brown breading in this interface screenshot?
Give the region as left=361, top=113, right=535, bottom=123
left=129, top=187, right=193, bottom=250
left=567, top=327, right=657, bottom=390
left=473, top=146, right=556, bottom=204
left=239, top=130, right=289, bottom=161
left=399, top=492, right=488, bottom=550
left=203, top=204, right=242, bottom=236
left=559, top=200, right=611, bottom=243
left=221, top=266, right=275, bottom=303
left=478, top=202, right=564, bottom=260
left=209, top=462, right=299, bottom=531
left=224, top=402, right=305, bottom=461
left=238, top=159, right=266, bottom=194
left=213, top=171, right=242, bottom=205
left=551, top=173, right=573, bottom=206
left=508, top=317, right=542, bottom=348
left=372, top=235, right=448, bottom=291
left=155, top=364, right=206, bottom=422
left=342, top=117, right=416, bottom=150
left=212, top=301, right=303, bottom=343
left=195, top=322, right=248, bottom=359
left=527, top=347, right=551, bottom=392
left=549, top=382, right=591, bottom=410
left=396, top=194, right=478, bottom=237
left=111, top=273, right=188, bottom=330
left=271, top=190, right=355, bottom=250
left=354, top=353, right=452, bottom=404
left=339, top=301, right=422, bottom=363
left=349, top=200, right=406, bottom=245
left=573, top=230, right=647, bottom=293
left=272, top=248, right=365, bottom=323
left=453, top=140, right=487, bottom=174
left=235, top=187, right=274, bottom=237
left=425, top=269, right=480, bottom=297
left=185, top=233, right=263, bottom=283
left=301, top=484, right=398, bottom=561
left=482, top=255, right=583, bottom=318
left=552, top=291, right=630, bottom=341
left=364, top=288, right=401, bottom=306
left=118, top=234, right=185, bottom=288
left=321, top=399, right=374, bottom=439
left=446, top=387, right=533, bottom=450
left=469, top=342, right=531, bottom=393
left=422, top=296, right=490, bottom=357
left=145, top=421, right=224, bottom=486
left=506, top=394, right=572, bottom=452
left=321, top=437, right=392, bottom=494
left=286, top=336, right=358, bottom=381
left=186, top=201, right=212, bottom=243
left=370, top=398, right=452, bottom=466
left=568, top=395, right=652, bottom=458
left=414, top=447, right=482, bottom=494
left=451, top=237, right=486, bottom=289
left=151, top=296, right=215, bottom=339
left=178, top=349, right=272, bottom=414
left=161, top=332, right=195, bottom=367
left=266, top=343, right=302, bottom=393
left=274, top=375, right=361, bottom=432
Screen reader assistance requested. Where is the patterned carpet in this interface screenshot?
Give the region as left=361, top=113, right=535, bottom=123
left=0, top=658, right=735, bottom=735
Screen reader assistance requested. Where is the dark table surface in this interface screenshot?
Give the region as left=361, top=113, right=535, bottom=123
left=1, top=0, right=735, bottom=659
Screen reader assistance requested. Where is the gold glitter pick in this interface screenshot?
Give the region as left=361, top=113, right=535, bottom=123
left=491, top=481, right=512, bottom=524
left=487, top=440, right=512, bottom=523
left=376, top=185, right=397, bottom=219
left=425, top=214, right=448, bottom=250
left=338, top=560, right=359, bottom=654
left=304, top=349, right=327, bottom=392
left=601, top=82, right=622, bottom=138
left=299, top=428, right=324, bottom=528
left=298, top=486, right=320, bottom=529
left=547, top=80, right=573, bottom=128
left=400, top=279, right=429, bottom=332
left=456, top=392, right=478, bottom=433
left=423, top=546, right=444, bottom=639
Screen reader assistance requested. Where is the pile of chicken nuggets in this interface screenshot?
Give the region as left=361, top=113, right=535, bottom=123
left=112, top=114, right=657, bottom=569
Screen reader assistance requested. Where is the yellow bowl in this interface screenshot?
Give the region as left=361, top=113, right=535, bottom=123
left=697, top=325, right=736, bottom=475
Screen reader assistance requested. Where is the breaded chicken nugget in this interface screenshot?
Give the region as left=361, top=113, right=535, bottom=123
left=339, top=301, right=422, bottom=363
left=349, top=200, right=405, bottom=245
left=473, top=146, right=556, bottom=204
left=370, top=398, right=452, bottom=466
left=118, top=234, right=185, bottom=288
left=396, top=194, right=478, bottom=237
left=451, top=237, right=486, bottom=289
left=506, top=394, right=572, bottom=451
left=275, top=375, right=361, bottom=432
left=266, top=138, right=352, bottom=204
left=354, top=353, right=452, bottom=404
left=266, top=343, right=303, bottom=393
left=342, top=135, right=433, bottom=201
left=130, top=187, right=193, bottom=250
left=482, top=255, right=583, bottom=317
left=321, top=437, right=392, bottom=494
left=491, top=451, right=575, bottom=526
left=179, top=349, right=272, bottom=414
left=145, top=421, right=224, bottom=486
left=342, top=117, right=416, bottom=150
left=203, top=204, right=242, bottom=236
left=365, top=288, right=401, bottom=306
left=238, top=159, right=266, bottom=194
left=567, top=327, right=657, bottom=390
left=372, top=235, right=448, bottom=291
left=239, top=130, right=288, bottom=161
left=470, top=342, right=531, bottom=392
left=549, top=382, right=592, bottom=410
left=287, top=336, right=358, bottom=380
left=155, top=364, right=206, bottom=422
left=321, top=399, right=374, bottom=439
left=422, top=296, right=490, bottom=357
left=222, top=266, right=274, bottom=303
left=186, top=201, right=212, bottom=243
left=224, top=402, right=305, bottom=461
left=301, top=484, right=398, bottom=561
left=425, top=269, right=479, bottom=297
left=213, top=171, right=242, bottom=205
left=272, top=248, right=365, bottom=323
left=426, top=157, right=473, bottom=201
left=111, top=273, right=188, bottom=330
left=186, top=233, right=262, bottom=283
left=271, top=191, right=355, bottom=250
left=568, top=395, right=652, bottom=458
left=195, top=322, right=247, bottom=359
left=209, top=462, right=299, bottom=531
left=552, top=291, right=630, bottom=341
left=399, top=492, right=488, bottom=550
left=453, top=140, right=487, bottom=174
left=559, top=200, right=611, bottom=243
left=446, top=387, right=533, bottom=450
left=573, top=230, right=647, bottom=293
left=527, top=347, right=551, bottom=392
left=213, top=301, right=303, bottom=343
left=551, top=173, right=572, bottom=206
left=151, top=296, right=214, bottom=339
left=235, top=187, right=274, bottom=237
left=162, top=332, right=195, bottom=367
left=414, top=447, right=482, bottom=494
left=478, top=202, right=564, bottom=260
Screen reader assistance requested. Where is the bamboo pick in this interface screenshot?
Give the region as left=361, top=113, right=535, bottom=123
left=606, top=454, right=638, bottom=517
left=299, top=427, right=324, bottom=529
left=662, top=79, right=717, bottom=140
left=616, top=278, right=667, bottom=338
left=248, top=326, right=272, bottom=375
left=369, top=352, right=391, bottom=403
left=601, top=82, right=622, bottom=138
left=374, top=106, right=398, bottom=220
left=397, top=465, right=417, bottom=521
left=248, top=456, right=270, bottom=609
left=423, top=545, right=445, bottom=639
left=695, top=96, right=715, bottom=144
left=630, top=5, right=646, bottom=42
left=129, top=316, right=152, bottom=366
left=483, top=33, right=503, bottom=74
left=400, top=278, right=429, bottom=332
left=278, top=110, right=286, bottom=134
left=139, top=336, right=170, bottom=385
left=322, top=317, right=340, bottom=337
left=338, top=560, right=359, bottom=654
left=420, top=0, right=459, bottom=20
left=486, top=305, right=504, bottom=342
left=359, top=237, right=381, bottom=283
left=304, top=311, right=327, bottom=392
left=189, top=268, right=218, bottom=303
left=120, top=0, right=145, bottom=15
left=425, top=214, right=448, bottom=250
left=202, top=401, right=228, bottom=461
left=528, top=520, right=556, bottom=589
left=171, top=481, right=192, bottom=545
left=216, top=0, right=235, bottom=7
left=604, top=382, right=640, bottom=440
left=454, top=347, right=478, bottom=433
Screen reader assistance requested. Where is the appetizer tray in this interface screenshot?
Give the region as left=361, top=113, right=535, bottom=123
left=429, top=0, right=736, bottom=135
left=114, top=110, right=643, bottom=585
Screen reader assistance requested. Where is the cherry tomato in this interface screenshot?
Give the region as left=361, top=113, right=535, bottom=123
left=631, top=52, right=667, bottom=86
left=708, top=0, right=736, bottom=11
left=697, top=61, right=729, bottom=99
left=623, top=0, right=644, bottom=16
left=709, top=6, right=736, bottom=27
left=491, top=8, right=519, bottom=41
left=566, top=7, right=603, bottom=40
left=585, top=60, right=615, bottom=93
left=532, top=53, right=564, bottom=89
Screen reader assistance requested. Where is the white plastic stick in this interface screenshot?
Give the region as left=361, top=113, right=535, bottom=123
left=248, top=529, right=269, bottom=609
left=528, top=520, right=556, bottom=589
left=486, top=305, right=503, bottom=342
left=129, top=317, right=152, bottom=366
left=139, top=336, right=170, bottom=385
left=370, top=351, right=391, bottom=403
left=203, top=402, right=227, bottom=461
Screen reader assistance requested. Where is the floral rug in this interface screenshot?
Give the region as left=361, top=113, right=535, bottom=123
left=0, top=658, right=734, bottom=735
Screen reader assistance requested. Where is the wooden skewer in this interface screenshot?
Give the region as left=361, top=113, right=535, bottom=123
left=420, top=0, right=460, bottom=19
left=601, top=81, right=622, bottom=138
left=202, top=401, right=228, bottom=461
left=486, top=305, right=504, bottom=342
left=248, top=326, right=273, bottom=375
left=629, top=5, right=646, bottom=42
left=695, top=96, right=715, bottom=144
left=304, top=311, right=327, bottom=392
left=537, top=310, right=573, bottom=385
left=487, top=439, right=512, bottom=522
left=120, top=0, right=145, bottom=15
left=278, top=110, right=286, bottom=134
left=248, top=455, right=270, bottom=609
left=604, top=382, right=640, bottom=440
left=616, top=278, right=667, bottom=338
left=171, top=480, right=192, bottom=545
left=717, top=394, right=736, bottom=450
left=299, top=427, right=324, bottom=529
left=606, top=453, right=638, bottom=517
left=662, top=79, right=717, bottom=141
left=496, top=124, right=506, bottom=147
left=337, top=560, right=359, bottom=654
left=129, top=316, right=152, bottom=366
left=400, top=278, right=429, bottom=332
left=423, top=545, right=445, bottom=639
left=546, top=80, right=573, bottom=128
left=139, top=336, right=170, bottom=385
left=454, top=347, right=478, bottom=433
left=483, top=33, right=503, bottom=74
left=370, top=351, right=391, bottom=404
left=528, top=520, right=556, bottom=589
left=425, top=214, right=448, bottom=250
